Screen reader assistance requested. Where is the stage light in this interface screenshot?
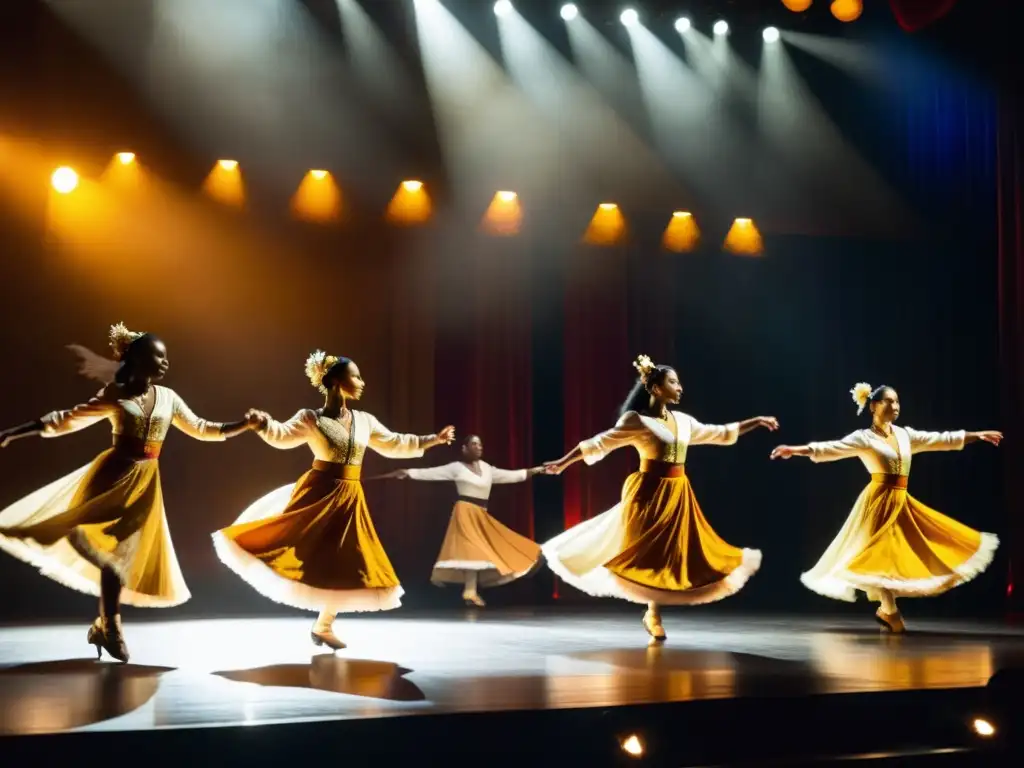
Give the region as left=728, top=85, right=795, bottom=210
left=763, top=26, right=780, bottom=43
left=713, top=20, right=729, bottom=35
left=402, top=179, right=424, bottom=192
left=724, top=217, right=764, bottom=256
left=830, top=0, right=863, bottom=22
left=51, top=166, right=79, bottom=194
left=972, top=718, right=996, bottom=737
left=310, top=169, right=328, bottom=180
left=494, top=0, right=512, bottom=17
left=663, top=211, right=700, bottom=253
left=497, top=190, right=517, bottom=202
left=218, top=159, right=238, bottom=171
left=387, top=181, right=431, bottom=225
left=585, top=204, right=627, bottom=246
left=482, top=190, right=522, bottom=236
left=782, top=0, right=813, bottom=11
left=560, top=3, right=578, bottom=20
left=116, top=152, right=135, bottom=165
left=599, top=202, right=618, bottom=210
left=621, top=734, right=645, bottom=757
left=674, top=17, right=691, bottom=33
left=620, top=8, right=639, bottom=27
left=673, top=211, right=691, bottom=218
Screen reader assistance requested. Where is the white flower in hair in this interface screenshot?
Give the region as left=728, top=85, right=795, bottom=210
left=633, top=354, right=656, bottom=382
left=108, top=322, right=143, bottom=361
left=305, top=349, right=339, bottom=395
left=850, top=382, right=873, bottom=415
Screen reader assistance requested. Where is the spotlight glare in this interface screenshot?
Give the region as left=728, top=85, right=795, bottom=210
left=402, top=179, right=424, bottom=192
left=972, top=718, right=995, bottom=737
left=621, top=734, right=644, bottom=757
left=674, top=17, right=691, bottom=33
left=560, top=3, right=578, bottom=21
left=620, top=8, right=639, bottom=27
left=116, top=152, right=135, bottom=165
left=599, top=202, right=618, bottom=210
left=763, top=26, right=780, bottom=43
left=493, top=0, right=512, bottom=17
left=713, top=20, right=729, bottom=35
left=218, top=159, right=238, bottom=171
left=673, top=211, right=692, bottom=218
left=310, top=170, right=328, bottom=180
left=51, top=166, right=79, bottom=194
left=498, top=190, right=518, bottom=202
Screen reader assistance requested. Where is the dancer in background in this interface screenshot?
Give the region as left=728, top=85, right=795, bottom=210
left=0, top=323, right=259, bottom=662
left=212, top=351, right=455, bottom=651
left=542, top=355, right=777, bottom=642
left=770, top=382, right=1001, bottom=633
left=375, top=434, right=549, bottom=607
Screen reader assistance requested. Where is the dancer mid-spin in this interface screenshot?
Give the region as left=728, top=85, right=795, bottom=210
left=542, top=355, right=778, bottom=642
left=0, top=324, right=260, bottom=662
left=212, top=351, right=455, bottom=651
left=375, top=434, right=550, bottom=607
left=770, top=382, right=1001, bottom=633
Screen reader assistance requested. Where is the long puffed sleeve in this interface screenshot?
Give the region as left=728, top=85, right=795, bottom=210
left=367, top=414, right=425, bottom=460
left=807, top=431, right=869, bottom=463
left=171, top=391, right=227, bottom=442
left=579, top=411, right=644, bottom=466
left=490, top=466, right=529, bottom=484
left=407, top=463, right=461, bottom=481
left=904, top=426, right=966, bottom=454
left=258, top=409, right=315, bottom=450
left=688, top=416, right=740, bottom=446
left=40, top=390, right=117, bottom=438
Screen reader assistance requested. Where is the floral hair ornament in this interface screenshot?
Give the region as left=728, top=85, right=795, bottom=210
left=108, top=322, right=145, bottom=361
left=633, top=354, right=657, bottom=384
left=305, top=349, right=340, bottom=395
left=850, top=382, right=873, bottom=416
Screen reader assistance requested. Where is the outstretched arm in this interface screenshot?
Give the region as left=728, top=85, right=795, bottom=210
left=406, top=463, right=461, bottom=482
left=490, top=466, right=533, bottom=484
left=367, top=415, right=455, bottom=460
left=905, top=427, right=1001, bottom=453
left=250, top=409, right=314, bottom=450
left=2, top=391, right=117, bottom=447
left=172, top=392, right=256, bottom=441
left=545, top=411, right=644, bottom=474
left=689, top=415, right=778, bottom=446
left=771, top=431, right=867, bottom=462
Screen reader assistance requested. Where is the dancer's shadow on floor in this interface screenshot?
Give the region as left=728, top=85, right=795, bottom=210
left=0, top=659, right=173, bottom=734
left=213, top=655, right=425, bottom=702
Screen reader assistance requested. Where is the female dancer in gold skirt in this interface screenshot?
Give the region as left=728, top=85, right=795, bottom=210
left=375, top=434, right=548, bottom=607
left=542, top=355, right=778, bottom=641
left=0, top=323, right=259, bottom=661
left=770, top=383, right=1001, bottom=633
left=212, top=351, right=455, bottom=650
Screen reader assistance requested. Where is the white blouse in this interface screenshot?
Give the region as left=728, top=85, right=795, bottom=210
left=807, top=425, right=965, bottom=476
left=257, top=408, right=424, bottom=465
left=406, top=461, right=528, bottom=500
left=40, top=384, right=225, bottom=443
left=580, top=410, right=740, bottom=466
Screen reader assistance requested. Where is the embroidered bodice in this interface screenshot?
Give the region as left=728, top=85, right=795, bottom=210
left=257, top=408, right=424, bottom=465
left=579, top=410, right=740, bottom=466
left=40, top=385, right=226, bottom=443
left=406, top=461, right=528, bottom=500
left=807, top=425, right=965, bottom=476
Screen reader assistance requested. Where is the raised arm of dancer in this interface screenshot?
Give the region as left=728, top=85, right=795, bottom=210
left=770, top=431, right=868, bottom=462
left=251, top=408, right=315, bottom=450
left=367, top=416, right=455, bottom=460
left=690, top=416, right=778, bottom=446
left=0, top=388, right=118, bottom=447
left=545, top=411, right=645, bottom=475
left=905, top=427, right=1001, bottom=453
left=171, top=391, right=256, bottom=441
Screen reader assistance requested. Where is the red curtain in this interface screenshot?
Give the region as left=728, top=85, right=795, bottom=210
left=889, top=0, right=959, bottom=32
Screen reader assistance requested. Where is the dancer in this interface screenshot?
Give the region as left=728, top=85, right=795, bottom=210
left=770, top=382, right=1001, bottom=633
left=212, top=351, right=455, bottom=651
left=542, top=355, right=777, bottom=641
left=375, top=434, right=548, bottom=607
left=0, top=323, right=260, bottom=662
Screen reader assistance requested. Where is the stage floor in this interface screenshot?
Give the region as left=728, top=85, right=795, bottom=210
left=1, top=609, right=1022, bottom=737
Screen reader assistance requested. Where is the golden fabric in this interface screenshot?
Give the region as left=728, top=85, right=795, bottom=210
left=213, top=461, right=402, bottom=612
left=871, top=473, right=908, bottom=489
left=431, top=500, right=542, bottom=588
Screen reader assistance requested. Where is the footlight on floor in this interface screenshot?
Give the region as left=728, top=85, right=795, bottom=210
left=621, top=733, right=644, bottom=757
left=972, top=717, right=996, bottom=737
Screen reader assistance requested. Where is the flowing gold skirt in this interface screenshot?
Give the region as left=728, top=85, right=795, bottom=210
left=212, top=462, right=403, bottom=613
left=801, top=474, right=998, bottom=602
left=431, top=499, right=542, bottom=587
left=0, top=443, right=190, bottom=607
left=542, top=462, right=761, bottom=605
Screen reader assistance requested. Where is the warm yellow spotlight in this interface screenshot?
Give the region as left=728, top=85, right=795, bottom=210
left=481, top=191, right=522, bottom=236
left=621, top=734, right=644, bottom=757
left=782, top=0, right=813, bottom=11
left=723, top=217, right=764, bottom=256
left=663, top=211, right=700, bottom=253
left=51, top=166, right=79, bottom=194
left=830, top=0, right=863, bottom=22
left=218, top=159, right=239, bottom=171
left=116, top=152, right=135, bottom=165
left=972, top=718, right=995, bottom=738
left=310, top=169, right=328, bottom=180
left=584, top=203, right=627, bottom=246
left=387, top=181, right=431, bottom=225
left=291, top=171, right=342, bottom=223
left=203, top=161, right=244, bottom=208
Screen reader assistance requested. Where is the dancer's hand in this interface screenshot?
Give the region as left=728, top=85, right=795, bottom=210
left=0, top=429, right=12, bottom=448
left=244, top=409, right=269, bottom=430
left=770, top=445, right=797, bottom=460
left=527, top=466, right=550, bottom=476
left=433, top=425, right=456, bottom=446
left=543, top=460, right=566, bottom=475
left=757, top=417, right=780, bottom=432
left=972, top=430, right=1003, bottom=446
left=371, top=469, right=409, bottom=480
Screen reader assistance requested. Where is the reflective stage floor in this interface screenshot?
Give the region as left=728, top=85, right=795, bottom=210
left=1, top=609, right=1022, bottom=737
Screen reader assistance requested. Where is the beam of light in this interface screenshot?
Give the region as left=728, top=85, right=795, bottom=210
left=103, top=152, right=146, bottom=187
left=621, top=734, right=644, bottom=757
left=560, top=4, right=578, bottom=21
left=290, top=170, right=342, bottom=223
left=674, top=17, right=691, bottom=33
left=51, top=166, right=79, bottom=194
left=494, top=0, right=512, bottom=17
left=723, top=217, right=763, bottom=256
left=831, top=0, right=863, bottom=22
left=583, top=203, right=626, bottom=246
left=620, top=9, right=639, bottom=28
left=203, top=161, right=244, bottom=208
left=386, top=180, right=431, bottom=225
left=116, top=152, right=136, bottom=165
left=481, top=190, right=522, bottom=236
left=713, top=20, right=729, bottom=36
left=972, top=718, right=995, bottom=738
left=781, top=31, right=884, bottom=84
left=662, top=211, right=700, bottom=253
left=763, top=27, right=780, bottom=44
